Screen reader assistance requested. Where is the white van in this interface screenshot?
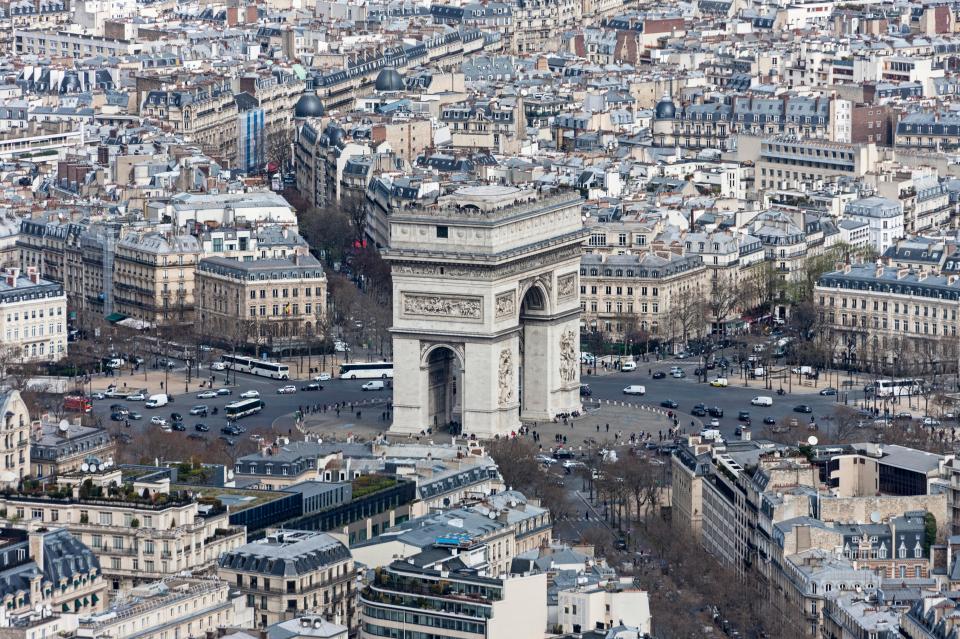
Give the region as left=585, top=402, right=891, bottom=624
left=751, top=396, right=773, bottom=407
left=622, top=385, right=646, bottom=396
left=361, top=381, right=385, bottom=391
left=700, top=429, right=722, bottom=441
left=709, top=377, right=729, bottom=388
left=621, top=361, right=637, bottom=372
left=144, top=394, right=169, bottom=408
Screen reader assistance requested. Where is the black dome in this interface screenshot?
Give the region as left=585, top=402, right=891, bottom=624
left=325, top=123, right=345, bottom=147
left=294, top=93, right=325, bottom=118
left=375, top=68, right=404, bottom=92
left=654, top=96, right=676, bottom=119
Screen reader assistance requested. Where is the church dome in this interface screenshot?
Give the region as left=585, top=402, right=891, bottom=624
left=654, top=95, right=676, bottom=119
left=374, top=68, right=404, bottom=92
left=294, top=92, right=325, bottom=118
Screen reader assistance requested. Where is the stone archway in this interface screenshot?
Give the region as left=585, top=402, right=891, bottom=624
left=423, top=345, right=464, bottom=431
left=385, top=186, right=587, bottom=439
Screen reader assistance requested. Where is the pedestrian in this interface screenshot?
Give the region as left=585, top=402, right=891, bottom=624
left=336, top=408, right=340, bottom=417
left=605, top=423, right=609, bottom=432
left=596, top=424, right=600, bottom=432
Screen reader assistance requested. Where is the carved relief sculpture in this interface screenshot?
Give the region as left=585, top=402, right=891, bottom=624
left=559, top=329, right=577, bottom=383
left=498, top=349, right=513, bottom=405
left=403, top=294, right=482, bottom=319
left=557, top=273, right=576, bottom=299
left=495, top=292, right=516, bottom=319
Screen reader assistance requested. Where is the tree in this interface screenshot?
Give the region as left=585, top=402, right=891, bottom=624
left=707, top=275, right=742, bottom=336
left=266, top=127, right=295, bottom=172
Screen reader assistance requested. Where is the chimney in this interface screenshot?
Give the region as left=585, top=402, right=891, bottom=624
left=4, top=268, right=18, bottom=287
left=28, top=530, right=44, bottom=569
left=27, top=267, right=39, bottom=285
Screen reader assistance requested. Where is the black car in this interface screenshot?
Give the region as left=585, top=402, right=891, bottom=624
left=171, top=422, right=186, bottom=432
left=219, top=436, right=235, bottom=446
left=194, top=423, right=209, bottom=432
left=819, top=387, right=838, bottom=396
left=221, top=425, right=240, bottom=435
left=109, top=404, right=128, bottom=414
left=708, top=407, right=724, bottom=418
left=661, top=399, right=678, bottom=409
left=794, top=404, right=813, bottom=414
left=763, top=416, right=776, bottom=425
left=110, top=412, right=125, bottom=422
left=652, top=371, right=666, bottom=379
left=691, top=407, right=707, bottom=417
left=694, top=367, right=704, bottom=376
left=216, top=388, right=232, bottom=396
left=170, top=412, right=183, bottom=422
left=579, top=385, right=592, bottom=397
left=738, top=411, right=750, bottom=421
left=705, top=362, right=716, bottom=370
left=553, top=449, right=575, bottom=460
left=300, top=383, right=323, bottom=391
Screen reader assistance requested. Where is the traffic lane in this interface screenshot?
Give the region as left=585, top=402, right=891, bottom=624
left=92, top=375, right=388, bottom=434
left=583, top=372, right=844, bottom=438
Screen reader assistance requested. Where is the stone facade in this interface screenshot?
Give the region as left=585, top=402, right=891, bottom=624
left=385, top=186, right=587, bottom=438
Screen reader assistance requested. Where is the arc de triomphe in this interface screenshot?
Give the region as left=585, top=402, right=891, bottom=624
left=384, top=185, right=586, bottom=439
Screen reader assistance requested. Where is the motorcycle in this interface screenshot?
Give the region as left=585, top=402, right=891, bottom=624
left=212, top=407, right=219, bottom=415
left=776, top=388, right=786, bottom=396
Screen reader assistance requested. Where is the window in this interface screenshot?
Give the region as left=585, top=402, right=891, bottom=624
left=436, top=226, right=448, bottom=238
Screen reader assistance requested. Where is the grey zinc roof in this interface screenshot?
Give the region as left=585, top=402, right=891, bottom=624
left=219, top=531, right=351, bottom=577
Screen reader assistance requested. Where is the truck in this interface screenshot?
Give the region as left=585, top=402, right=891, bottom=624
left=63, top=396, right=92, bottom=414
left=791, top=366, right=813, bottom=376
left=144, top=394, right=169, bottom=408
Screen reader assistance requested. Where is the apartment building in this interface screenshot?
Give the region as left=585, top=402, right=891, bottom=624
left=0, top=477, right=246, bottom=592
left=579, top=252, right=706, bottom=340
left=217, top=530, right=356, bottom=629
left=842, top=197, right=905, bottom=255
left=195, top=254, right=327, bottom=350
left=76, top=578, right=240, bottom=639
left=557, top=578, right=651, bottom=634
left=239, top=72, right=306, bottom=135
left=13, top=29, right=144, bottom=57
left=895, top=112, right=960, bottom=149
left=113, top=232, right=202, bottom=325
left=0, top=390, right=31, bottom=487
left=814, top=264, right=960, bottom=372
left=30, top=414, right=114, bottom=480
left=359, top=559, right=546, bottom=639
left=874, top=172, right=950, bottom=234
left=0, top=267, right=66, bottom=363
left=511, top=0, right=581, bottom=53
left=0, top=527, right=106, bottom=617
left=748, top=136, right=879, bottom=191
left=198, top=226, right=309, bottom=261
left=141, top=85, right=239, bottom=164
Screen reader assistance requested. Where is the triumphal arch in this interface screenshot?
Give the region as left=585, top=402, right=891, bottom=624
left=384, top=185, right=586, bottom=439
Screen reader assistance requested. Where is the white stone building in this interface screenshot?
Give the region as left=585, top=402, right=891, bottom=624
left=0, top=267, right=67, bottom=362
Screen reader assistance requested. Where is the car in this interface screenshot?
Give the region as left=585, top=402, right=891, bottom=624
left=277, top=385, right=297, bottom=394
left=923, top=417, right=942, bottom=427
left=675, top=352, right=689, bottom=359
left=794, top=404, right=813, bottom=414
left=708, top=418, right=720, bottom=428
left=221, top=425, right=240, bottom=435
left=562, top=460, right=585, bottom=470
left=693, top=403, right=707, bottom=412
left=660, top=399, right=678, bottom=409
left=128, top=412, right=142, bottom=420
left=552, top=449, right=575, bottom=460
left=895, top=412, right=913, bottom=421
left=819, top=387, right=838, bottom=396
left=623, top=385, right=646, bottom=396
left=301, top=383, right=323, bottom=391
left=652, top=371, right=666, bottom=379
left=240, top=390, right=260, bottom=399
left=710, top=378, right=729, bottom=387
left=171, top=422, right=186, bottom=431
left=691, top=407, right=707, bottom=417
left=90, top=392, right=106, bottom=400
left=158, top=359, right=176, bottom=369
left=210, top=362, right=227, bottom=371
left=694, top=367, right=704, bottom=376
left=738, top=411, right=751, bottom=421
left=194, top=423, right=209, bottom=432
left=133, top=356, right=145, bottom=365
left=150, top=416, right=167, bottom=426
left=579, top=384, right=592, bottom=397
left=127, top=392, right=146, bottom=401
left=200, top=345, right=212, bottom=352
left=671, top=370, right=686, bottom=378
left=170, top=412, right=183, bottom=422
left=734, top=426, right=743, bottom=436
left=189, top=405, right=208, bottom=416
left=219, top=436, right=235, bottom=446
left=196, top=390, right=217, bottom=399
left=763, top=416, right=776, bottom=425
left=109, top=403, right=127, bottom=412
left=705, top=362, right=716, bottom=370
left=708, top=407, right=723, bottom=418
left=250, top=433, right=264, bottom=442
left=216, top=388, right=232, bottom=396
left=621, top=361, right=637, bottom=372
left=314, top=373, right=332, bottom=382
left=110, top=412, right=125, bottom=422
left=535, top=454, right=557, bottom=466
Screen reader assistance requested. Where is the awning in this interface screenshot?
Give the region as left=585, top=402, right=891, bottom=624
left=105, top=312, right=127, bottom=324
left=61, top=603, right=68, bottom=612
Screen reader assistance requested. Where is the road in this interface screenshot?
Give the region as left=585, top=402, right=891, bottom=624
left=88, top=354, right=874, bottom=444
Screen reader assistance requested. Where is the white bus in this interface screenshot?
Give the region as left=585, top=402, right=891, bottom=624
left=224, top=398, right=264, bottom=420
left=339, top=361, right=394, bottom=380
left=221, top=355, right=290, bottom=380
left=873, top=379, right=924, bottom=398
